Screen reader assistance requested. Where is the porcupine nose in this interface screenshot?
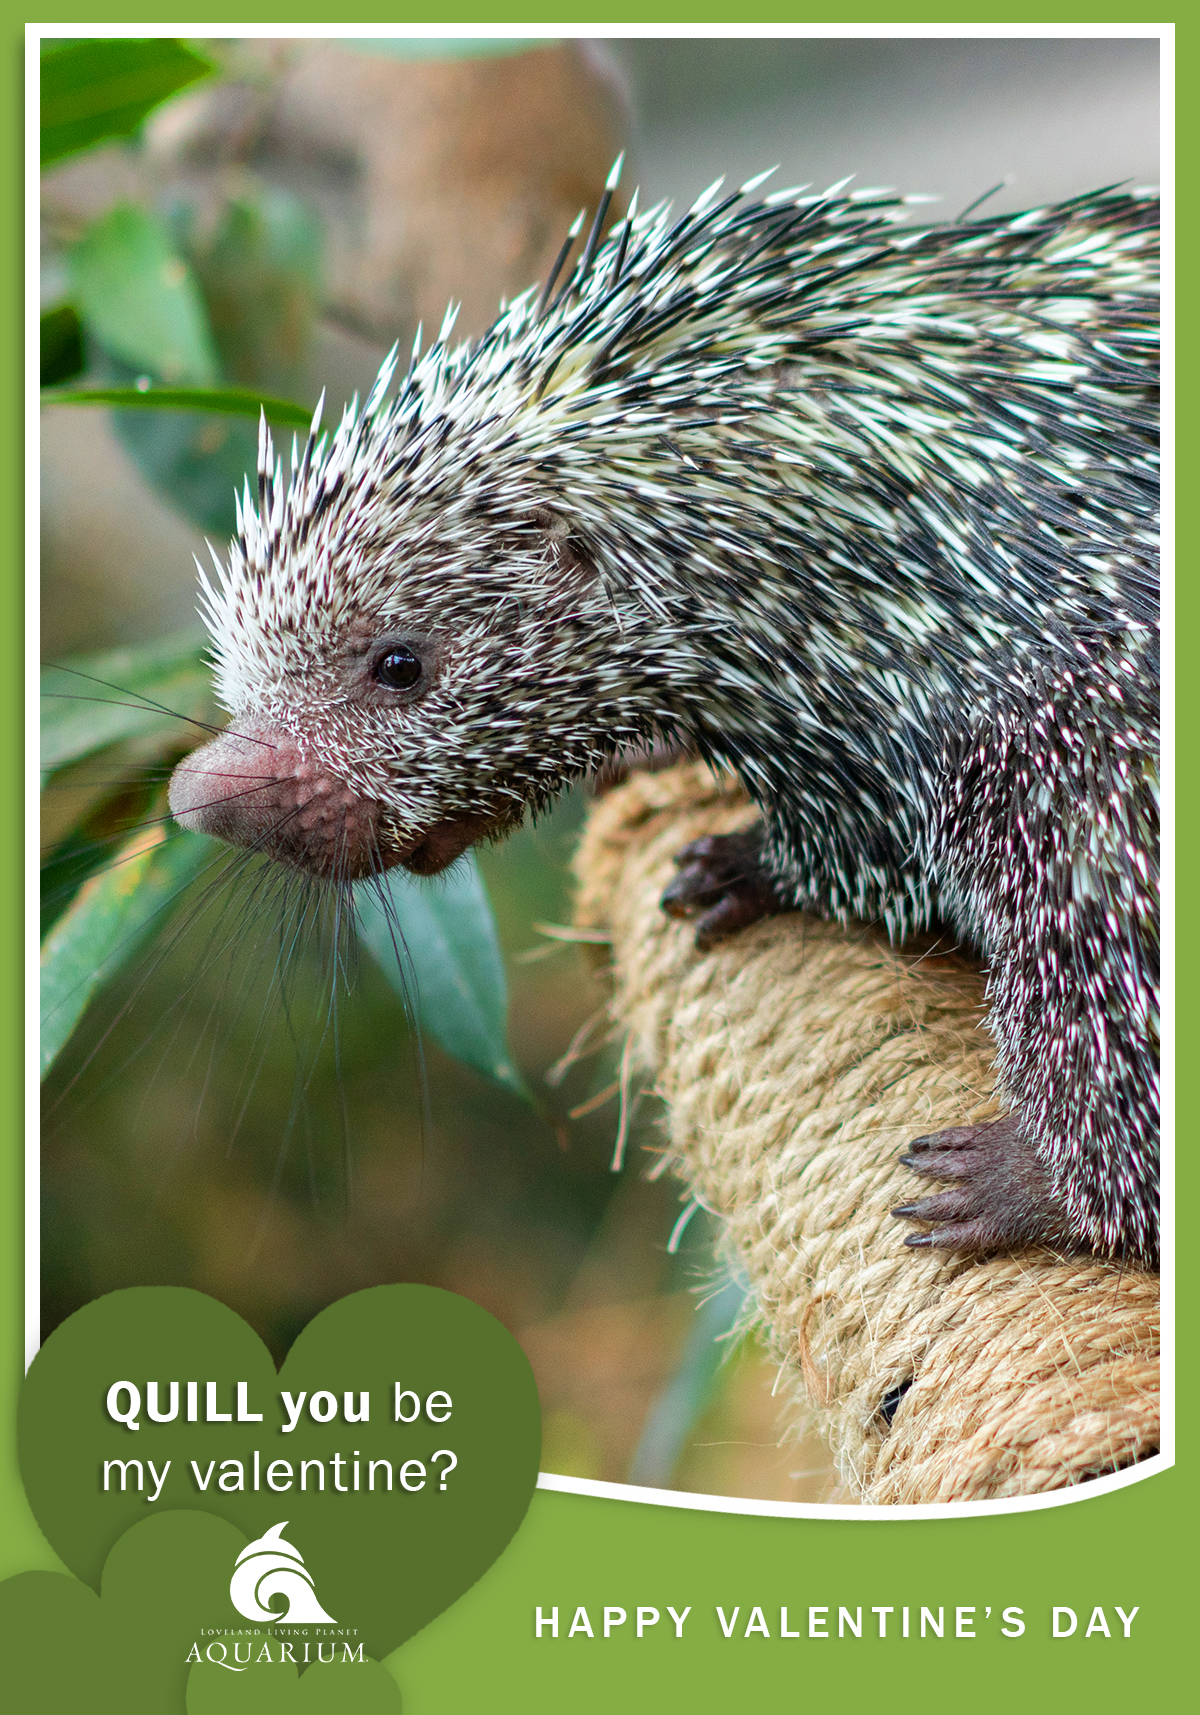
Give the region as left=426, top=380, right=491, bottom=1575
left=168, top=727, right=387, bottom=880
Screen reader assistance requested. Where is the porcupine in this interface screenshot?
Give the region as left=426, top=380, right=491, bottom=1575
left=167, top=166, right=1161, bottom=1269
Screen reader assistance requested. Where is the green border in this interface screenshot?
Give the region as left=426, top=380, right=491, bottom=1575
left=3, top=18, right=38, bottom=1585
left=16, top=6, right=1187, bottom=21
left=12, top=11, right=1189, bottom=1711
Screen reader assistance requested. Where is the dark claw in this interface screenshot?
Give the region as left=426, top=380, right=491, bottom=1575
left=693, top=887, right=777, bottom=950
left=904, top=1220, right=996, bottom=1252
left=659, top=827, right=791, bottom=950
left=906, top=1124, right=981, bottom=1154
left=898, top=1147, right=977, bottom=1180
left=893, top=1184, right=980, bottom=1224
left=893, top=1114, right=1073, bottom=1258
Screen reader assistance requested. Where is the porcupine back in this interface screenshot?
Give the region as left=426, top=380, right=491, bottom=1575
left=203, top=172, right=1159, bottom=1259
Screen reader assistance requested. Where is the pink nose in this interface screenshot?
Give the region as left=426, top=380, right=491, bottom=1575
left=168, top=727, right=388, bottom=880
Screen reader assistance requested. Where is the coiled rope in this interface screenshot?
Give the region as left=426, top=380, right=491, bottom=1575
left=573, top=763, right=1159, bottom=1504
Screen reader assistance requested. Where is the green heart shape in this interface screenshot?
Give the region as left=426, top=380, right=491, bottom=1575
left=1, top=1511, right=403, bottom=1710
left=19, top=1285, right=541, bottom=1659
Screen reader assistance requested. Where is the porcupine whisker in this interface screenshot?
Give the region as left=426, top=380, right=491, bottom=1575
left=257, top=883, right=352, bottom=1228
left=47, top=792, right=317, bottom=1078
left=42, top=768, right=178, bottom=790
left=43, top=768, right=288, bottom=831
left=46, top=771, right=373, bottom=1223
left=354, top=859, right=434, bottom=1164
left=324, top=845, right=356, bottom=1024
left=40, top=689, right=244, bottom=744
left=139, top=851, right=296, bottom=1153
left=131, top=774, right=297, bottom=826
left=40, top=801, right=237, bottom=891
left=216, top=820, right=419, bottom=1210
left=224, top=872, right=327, bottom=1136
left=40, top=776, right=299, bottom=877
left=39, top=784, right=287, bottom=938
left=41, top=668, right=277, bottom=751
left=326, top=851, right=357, bottom=1205
left=258, top=885, right=339, bottom=1160
left=43, top=837, right=250, bottom=1110
left=286, top=883, right=351, bottom=1184
left=39, top=835, right=164, bottom=916
left=52, top=843, right=347, bottom=1221
left=214, top=872, right=339, bottom=1231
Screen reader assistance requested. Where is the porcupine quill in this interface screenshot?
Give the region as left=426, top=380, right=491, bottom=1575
left=167, top=164, right=1160, bottom=1268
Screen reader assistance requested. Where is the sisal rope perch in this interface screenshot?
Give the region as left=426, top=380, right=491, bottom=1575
left=572, top=763, right=1160, bottom=1505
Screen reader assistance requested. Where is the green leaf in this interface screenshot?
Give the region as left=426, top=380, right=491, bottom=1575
left=40, top=304, right=84, bottom=386
left=41, top=827, right=216, bottom=1077
left=41, top=37, right=214, bottom=167
left=183, top=187, right=324, bottom=397
left=627, top=1274, right=749, bottom=1488
left=41, top=383, right=315, bottom=537
left=54, top=183, right=323, bottom=535
left=41, top=631, right=214, bottom=778
left=354, top=859, right=532, bottom=1102
left=40, top=383, right=315, bottom=430
left=110, top=398, right=259, bottom=537
left=70, top=204, right=219, bottom=385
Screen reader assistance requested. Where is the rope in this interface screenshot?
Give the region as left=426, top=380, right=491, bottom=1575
left=572, top=762, right=1159, bottom=1504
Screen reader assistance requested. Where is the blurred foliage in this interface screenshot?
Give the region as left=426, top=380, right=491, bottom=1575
left=628, top=1273, right=748, bottom=1488
left=40, top=631, right=213, bottom=785
left=71, top=202, right=219, bottom=384
left=40, top=303, right=84, bottom=386
left=103, top=185, right=326, bottom=536
left=176, top=188, right=323, bottom=396
left=59, top=185, right=323, bottom=538
left=41, top=827, right=216, bottom=1077
left=41, top=37, right=214, bottom=167
left=40, top=384, right=313, bottom=429
left=356, top=863, right=532, bottom=1103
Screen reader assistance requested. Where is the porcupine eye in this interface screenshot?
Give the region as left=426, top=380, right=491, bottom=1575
left=373, top=645, right=422, bottom=690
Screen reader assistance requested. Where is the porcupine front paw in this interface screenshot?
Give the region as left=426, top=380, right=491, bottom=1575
left=892, top=1115, right=1075, bottom=1256
left=660, top=829, right=791, bottom=951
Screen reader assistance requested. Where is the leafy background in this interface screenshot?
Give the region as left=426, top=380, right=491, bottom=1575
left=39, top=34, right=1159, bottom=1504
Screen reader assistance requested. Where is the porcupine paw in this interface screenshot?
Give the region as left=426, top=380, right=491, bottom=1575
left=659, top=830, right=791, bottom=951
left=892, top=1115, right=1073, bottom=1256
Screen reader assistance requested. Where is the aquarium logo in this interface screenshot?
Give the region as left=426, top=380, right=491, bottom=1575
left=183, top=1523, right=366, bottom=1673
left=229, top=1521, right=337, bottom=1623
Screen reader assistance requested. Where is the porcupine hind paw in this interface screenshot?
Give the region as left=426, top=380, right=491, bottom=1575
left=892, top=1115, right=1074, bottom=1256
left=660, top=830, right=791, bottom=951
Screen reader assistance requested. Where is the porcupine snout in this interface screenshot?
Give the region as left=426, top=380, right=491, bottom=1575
left=168, top=728, right=387, bottom=881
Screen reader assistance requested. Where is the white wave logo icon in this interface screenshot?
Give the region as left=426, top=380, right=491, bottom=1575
left=229, top=1521, right=337, bottom=1623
